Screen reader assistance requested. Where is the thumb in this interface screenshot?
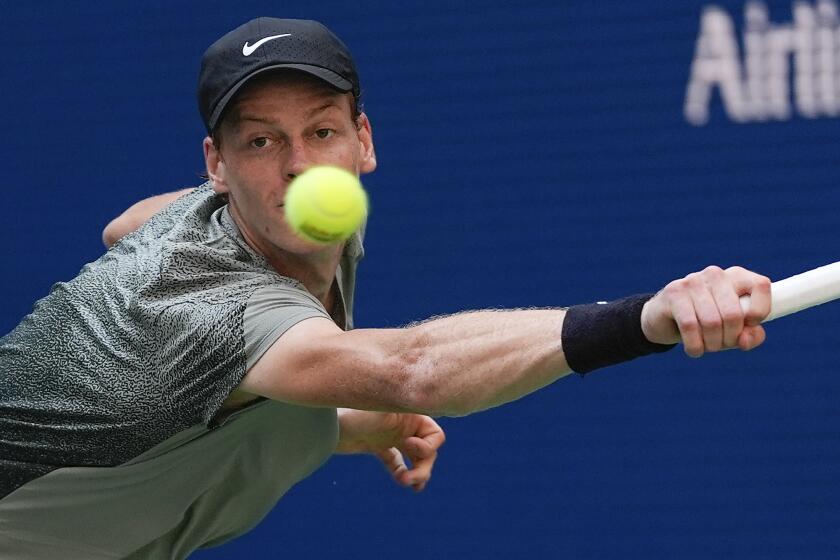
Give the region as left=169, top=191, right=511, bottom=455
left=737, top=325, right=766, bottom=351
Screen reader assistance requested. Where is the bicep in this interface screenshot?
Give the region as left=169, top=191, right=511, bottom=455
left=239, top=317, right=416, bottom=412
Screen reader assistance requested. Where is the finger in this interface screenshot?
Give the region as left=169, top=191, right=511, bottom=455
left=737, top=324, right=766, bottom=351
left=404, top=435, right=435, bottom=459
left=726, top=267, right=772, bottom=325
left=708, top=273, right=746, bottom=349
left=669, top=287, right=704, bottom=358
left=415, top=417, right=446, bottom=451
left=383, top=447, right=432, bottom=491
left=375, top=447, right=404, bottom=474
left=407, top=428, right=444, bottom=490
left=376, top=447, right=409, bottom=485
left=403, top=446, right=436, bottom=482
left=692, top=282, right=725, bottom=353
left=401, top=441, right=437, bottom=488
left=405, top=457, right=435, bottom=491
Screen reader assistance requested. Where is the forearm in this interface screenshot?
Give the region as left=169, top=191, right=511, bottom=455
left=249, top=310, right=572, bottom=417
left=392, top=309, right=572, bottom=416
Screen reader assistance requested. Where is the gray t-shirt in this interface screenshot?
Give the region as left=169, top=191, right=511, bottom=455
left=0, top=185, right=363, bottom=558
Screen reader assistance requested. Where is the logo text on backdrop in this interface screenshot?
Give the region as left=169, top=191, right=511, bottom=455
left=685, top=0, right=840, bottom=125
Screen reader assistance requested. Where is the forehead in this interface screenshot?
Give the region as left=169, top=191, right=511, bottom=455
left=225, top=70, right=353, bottom=124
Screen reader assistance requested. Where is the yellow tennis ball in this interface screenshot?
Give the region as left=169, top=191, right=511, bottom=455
left=284, top=166, right=368, bottom=244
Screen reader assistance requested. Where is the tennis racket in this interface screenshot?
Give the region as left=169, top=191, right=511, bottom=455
left=739, top=261, right=840, bottom=322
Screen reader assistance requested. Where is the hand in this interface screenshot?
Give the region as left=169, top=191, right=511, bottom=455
left=640, top=265, right=772, bottom=357
left=336, top=409, right=445, bottom=492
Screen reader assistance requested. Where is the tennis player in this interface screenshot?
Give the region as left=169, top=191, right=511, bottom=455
left=0, top=17, right=772, bottom=559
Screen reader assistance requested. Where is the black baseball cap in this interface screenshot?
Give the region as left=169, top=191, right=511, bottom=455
left=197, top=17, right=360, bottom=133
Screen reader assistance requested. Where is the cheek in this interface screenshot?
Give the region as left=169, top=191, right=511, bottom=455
left=227, top=175, right=282, bottom=221
left=327, top=140, right=362, bottom=172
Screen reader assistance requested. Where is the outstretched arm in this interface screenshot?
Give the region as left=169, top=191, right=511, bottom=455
left=241, top=266, right=772, bottom=417
left=245, top=308, right=569, bottom=417
left=102, top=188, right=194, bottom=247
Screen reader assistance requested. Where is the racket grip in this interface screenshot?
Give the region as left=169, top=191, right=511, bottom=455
left=738, top=261, right=840, bottom=323
left=738, top=294, right=751, bottom=316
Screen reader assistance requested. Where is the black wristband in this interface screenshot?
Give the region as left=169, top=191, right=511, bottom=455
left=561, top=293, right=677, bottom=375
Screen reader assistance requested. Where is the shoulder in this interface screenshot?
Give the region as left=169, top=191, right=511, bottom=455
left=242, top=282, right=332, bottom=370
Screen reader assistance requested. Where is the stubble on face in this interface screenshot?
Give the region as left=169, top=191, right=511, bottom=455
left=205, top=71, right=371, bottom=288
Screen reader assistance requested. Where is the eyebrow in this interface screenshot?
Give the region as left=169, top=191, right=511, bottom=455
left=306, top=101, right=341, bottom=118
left=235, top=115, right=274, bottom=126
left=235, top=102, right=342, bottom=127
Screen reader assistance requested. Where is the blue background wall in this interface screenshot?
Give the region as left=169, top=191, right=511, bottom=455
left=2, top=1, right=839, bottom=557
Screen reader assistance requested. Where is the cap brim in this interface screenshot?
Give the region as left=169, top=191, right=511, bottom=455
left=207, top=63, right=354, bottom=132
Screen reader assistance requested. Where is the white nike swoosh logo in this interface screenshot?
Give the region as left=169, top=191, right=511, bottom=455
left=242, top=34, right=292, bottom=56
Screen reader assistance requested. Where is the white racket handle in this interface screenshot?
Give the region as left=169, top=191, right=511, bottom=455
left=739, top=261, right=840, bottom=322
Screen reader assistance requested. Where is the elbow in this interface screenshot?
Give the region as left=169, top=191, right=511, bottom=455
left=102, top=214, right=140, bottom=248
left=102, top=219, right=122, bottom=248
left=400, top=367, right=447, bottom=416
left=403, top=375, right=474, bottom=418
left=393, top=330, right=472, bottom=417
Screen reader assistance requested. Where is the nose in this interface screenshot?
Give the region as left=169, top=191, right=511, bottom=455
left=283, top=140, right=313, bottom=182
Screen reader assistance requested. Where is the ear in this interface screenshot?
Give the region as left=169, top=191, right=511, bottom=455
left=203, top=136, right=229, bottom=194
left=356, top=113, right=377, bottom=175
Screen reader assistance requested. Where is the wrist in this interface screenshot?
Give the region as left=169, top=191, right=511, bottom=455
left=562, top=293, right=677, bottom=375
left=640, top=295, right=681, bottom=346
left=335, top=409, right=399, bottom=454
left=335, top=408, right=364, bottom=454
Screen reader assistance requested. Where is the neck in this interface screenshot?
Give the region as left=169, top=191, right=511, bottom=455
left=264, top=248, right=342, bottom=304
left=229, top=207, right=342, bottom=305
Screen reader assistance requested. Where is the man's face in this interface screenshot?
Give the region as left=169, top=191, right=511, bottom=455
left=204, top=72, right=376, bottom=256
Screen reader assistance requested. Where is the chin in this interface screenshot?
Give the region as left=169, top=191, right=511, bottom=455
left=271, top=219, right=342, bottom=256
left=281, top=234, right=338, bottom=255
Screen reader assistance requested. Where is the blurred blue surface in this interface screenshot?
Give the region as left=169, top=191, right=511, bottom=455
left=2, top=1, right=839, bottom=558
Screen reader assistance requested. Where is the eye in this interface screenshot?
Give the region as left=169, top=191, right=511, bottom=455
left=315, top=128, right=335, bottom=139
left=250, top=137, right=273, bottom=148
